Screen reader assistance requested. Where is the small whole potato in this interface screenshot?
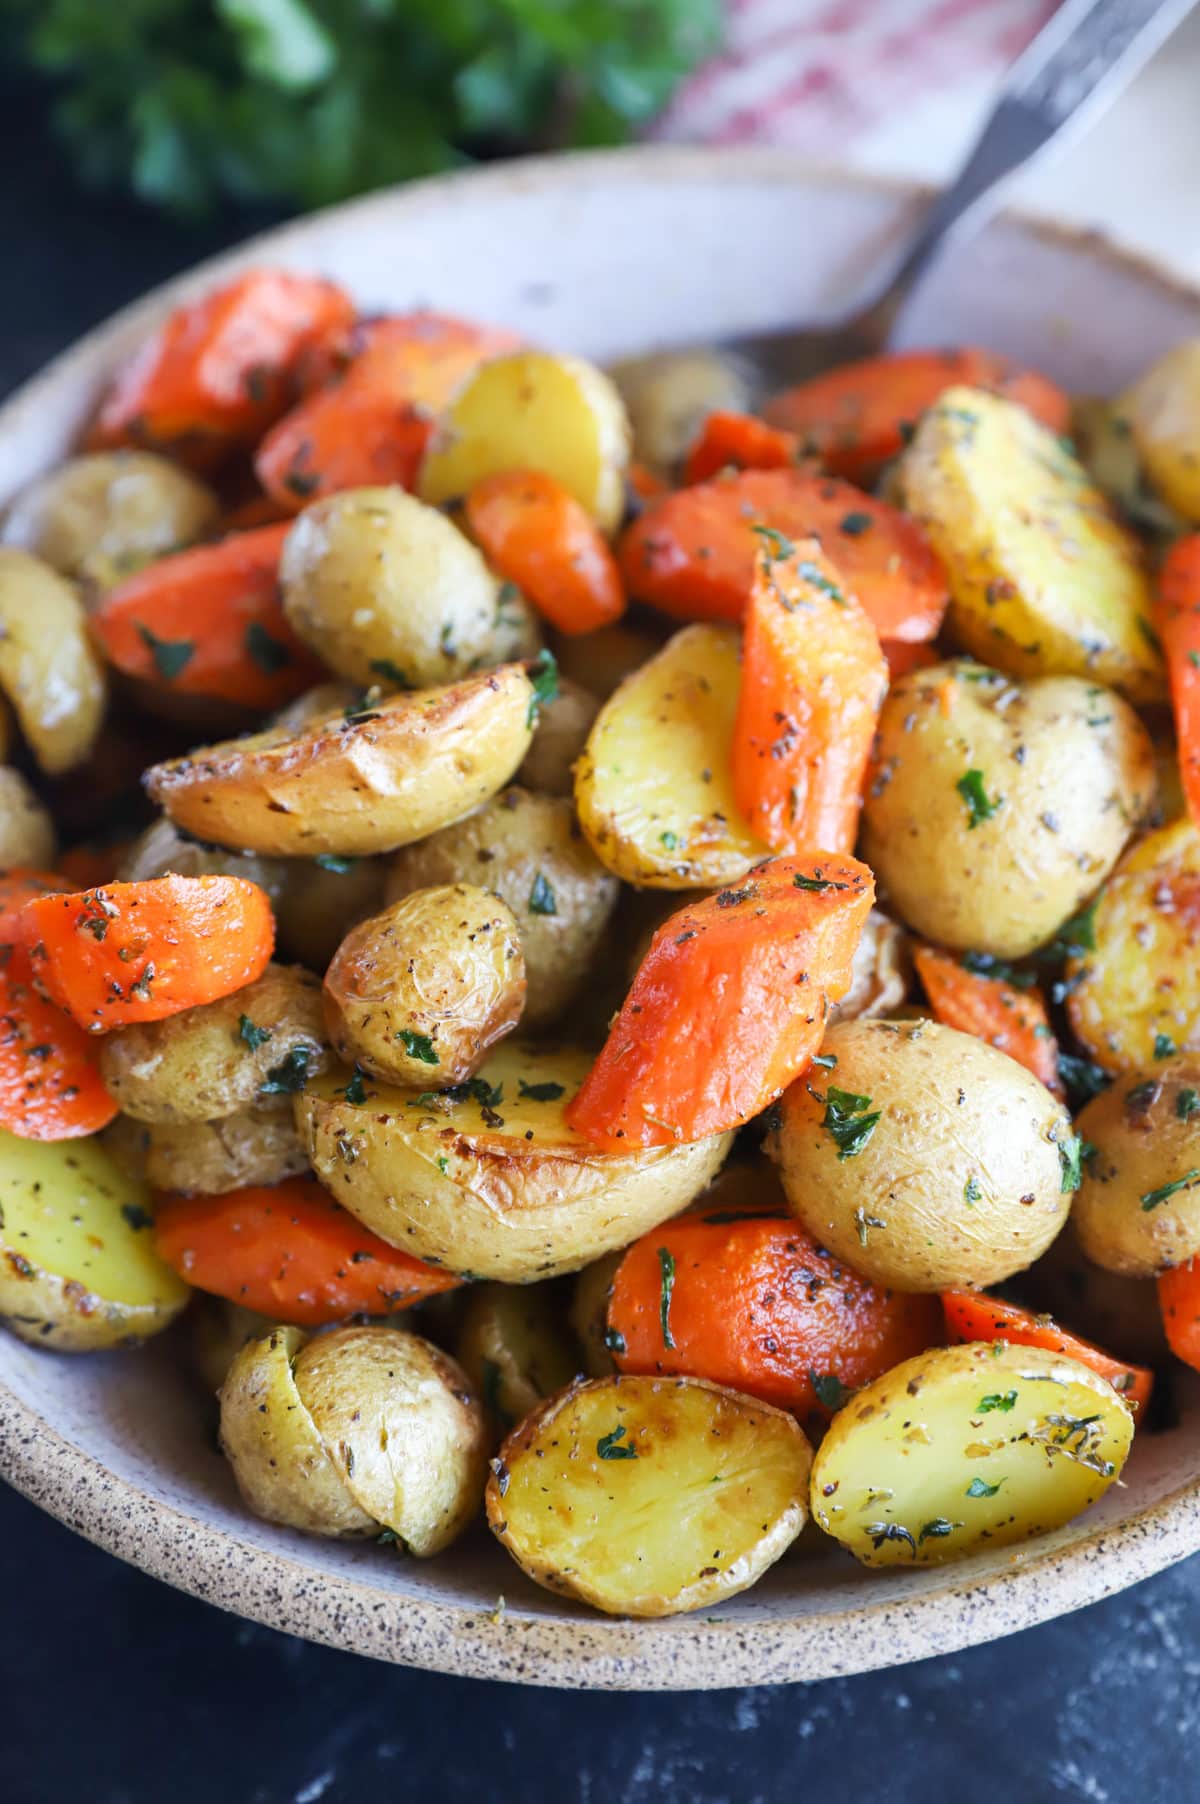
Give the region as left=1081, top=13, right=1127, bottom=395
left=1122, top=339, right=1200, bottom=522
left=119, top=814, right=291, bottom=906
left=384, top=788, right=619, bottom=1028
left=1072, top=1059, right=1200, bottom=1276
left=0, top=767, right=56, bottom=867
left=861, top=659, right=1154, bottom=958
left=516, top=677, right=598, bottom=796
left=607, top=348, right=749, bottom=477
left=0, top=548, right=107, bottom=774
left=455, top=1280, right=579, bottom=1434
left=568, top=1251, right=624, bottom=1378
left=272, top=854, right=385, bottom=974
left=280, top=487, right=500, bottom=688
left=1018, top=1215, right=1167, bottom=1365
left=776, top=1018, right=1074, bottom=1292
left=323, top=885, right=526, bottom=1086
left=141, top=1101, right=309, bottom=1194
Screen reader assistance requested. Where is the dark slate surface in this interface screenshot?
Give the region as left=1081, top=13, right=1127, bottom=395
left=1, top=83, right=1197, bottom=1804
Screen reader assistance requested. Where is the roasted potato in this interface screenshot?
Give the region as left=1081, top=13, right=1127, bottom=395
left=810, top=1342, right=1133, bottom=1567
left=575, top=623, right=767, bottom=889
left=516, top=677, right=598, bottom=796
left=141, top=1101, right=309, bottom=1194
left=1, top=451, right=219, bottom=590
left=419, top=351, right=631, bottom=534
left=296, top=1040, right=732, bottom=1282
left=0, top=548, right=107, bottom=773
left=0, top=1129, right=189, bottom=1350
left=144, top=664, right=536, bottom=857
left=827, top=909, right=910, bottom=1024
left=1072, top=1059, right=1200, bottom=1276
left=861, top=659, right=1154, bottom=958
left=456, top=1280, right=579, bottom=1433
left=607, top=349, right=749, bottom=477
left=272, top=854, right=386, bottom=974
left=776, top=1018, right=1074, bottom=1292
left=1067, top=817, right=1200, bottom=1073
left=322, top=886, right=525, bottom=1086
left=900, top=388, right=1164, bottom=704
left=119, top=815, right=291, bottom=905
left=1122, top=339, right=1200, bottom=522
left=99, top=963, right=331, bottom=1123
left=1017, top=1214, right=1167, bottom=1366
left=486, top=1374, right=812, bottom=1616
left=279, top=488, right=503, bottom=688
left=568, top=1251, right=624, bottom=1378
left=1071, top=397, right=1186, bottom=538
left=384, top=787, right=618, bottom=1029
left=552, top=621, right=665, bottom=701
left=188, top=1295, right=276, bottom=1394
left=0, top=768, right=56, bottom=868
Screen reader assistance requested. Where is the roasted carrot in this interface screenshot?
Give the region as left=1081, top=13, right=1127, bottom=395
left=764, top=347, right=1070, bottom=481
left=733, top=539, right=887, bottom=853
left=0, top=869, right=64, bottom=942
left=942, top=1289, right=1153, bottom=1422
left=1156, top=534, right=1200, bottom=831
left=255, top=312, right=520, bottom=509
left=683, top=411, right=803, bottom=484
left=88, top=269, right=356, bottom=463
left=19, top=876, right=275, bottom=1033
left=90, top=524, right=322, bottom=710
left=913, top=944, right=1063, bottom=1093
left=618, top=467, right=947, bottom=642
left=55, top=840, right=136, bottom=893
left=1159, top=1259, right=1200, bottom=1373
left=627, top=462, right=668, bottom=502
left=566, top=852, right=874, bottom=1150
left=465, top=470, right=625, bottom=635
left=609, top=1196, right=941, bottom=1421
left=881, top=639, right=939, bottom=684
left=154, top=1176, right=461, bottom=1326
left=218, top=494, right=294, bottom=533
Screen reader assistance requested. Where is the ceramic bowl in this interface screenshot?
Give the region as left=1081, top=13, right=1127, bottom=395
left=2, top=148, right=1199, bottom=1690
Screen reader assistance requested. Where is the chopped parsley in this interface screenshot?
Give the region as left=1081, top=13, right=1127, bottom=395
left=399, top=1030, right=438, bottom=1066
left=1058, top=1052, right=1111, bottom=1108
left=259, top=1046, right=311, bottom=1095
left=751, top=524, right=795, bottom=560
left=1137, top=615, right=1163, bottom=657
left=528, top=872, right=557, bottom=916
left=659, top=831, right=679, bottom=850
left=369, top=658, right=409, bottom=686
left=811, top=1052, right=838, bottom=1070
left=603, top=1325, right=627, bottom=1356
left=794, top=872, right=849, bottom=893
left=137, top=623, right=193, bottom=681
left=956, top=768, right=1001, bottom=829
left=821, top=1087, right=882, bottom=1160
left=1046, top=898, right=1099, bottom=960
left=839, top=511, right=874, bottom=537
left=964, top=1175, right=982, bottom=1205
left=1141, top=1169, right=1200, bottom=1212
left=526, top=648, right=559, bottom=726
left=809, top=1371, right=852, bottom=1412
left=797, top=560, right=846, bottom=606
left=918, top=1518, right=958, bottom=1543
left=313, top=854, right=357, bottom=874
left=977, top=1390, right=1018, bottom=1413
left=1154, top=1032, right=1178, bottom=1060
left=596, top=1425, right=638, bottom=1461
left=1058, top=1134, right=1086, bottom=1194
left=245, top=621, right=290, bottom=673
left=517, top=1078, right=565, bottom=1102
left=965, top=1476, right=1003, bottom=1499
left=1176, top=1087, right=1200, bottom=1122
left=121, top=1203, right=153, bottom=1231
left=961, top=950, right=1036, bottom=990
left=657, top=1246, right=677, bottom=1349
left=238, top=1015, right=272, bottom=1051
left=337, top=1067, right=370, bottom=1105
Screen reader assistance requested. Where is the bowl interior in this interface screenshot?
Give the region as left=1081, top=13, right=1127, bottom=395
left=3, top=149, right=1200, bottom=1689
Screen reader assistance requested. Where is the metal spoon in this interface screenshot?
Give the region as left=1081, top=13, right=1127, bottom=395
left=731, top=0, right=1197, bottom=393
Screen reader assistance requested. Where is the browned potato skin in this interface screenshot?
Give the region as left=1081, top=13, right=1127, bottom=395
left=99, top=964, right=331, bottom=1124
left=1073, top=1059, right=1200, bottom=1276
left=516, top=678, right=599, bottom=796
left=384, top=788, right=618, bottom=1029
left=272, top=855, right=385, bottom=974
left=141, top=1101, right=309, bottom=1194
left=1017, top=1216, right=1168, bottom=1365
left=119, top=815, right=291, bottom=904
left=323, top=885, right=525, bottom=1086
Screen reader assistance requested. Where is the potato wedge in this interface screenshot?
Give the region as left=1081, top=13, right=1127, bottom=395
left=900, top=388, right=1164, bottom=704
left=0, top=548, right=107, bottom=773
left=296, top=1040, right=731, bottom=1282
left=144, top=664, right=535, bottom=856
left=1067, top=818, right=1200, bottom=1073
left=0, top=767, right=56, bottom=868
left=486, top=1374, right=812, bottom=1616
left=810, top=1342, right=1133, bottom=1567
left=575, top=623, right=768, bottom=888
left=455, top=1280, right=579, bottom=1433
left=141, top=1101, right=308, bottom=1194
left=1122, top=340, right=1200, bottom=522
left=1072, top=1059, right=1200, bottom=1276
left=419, top=351, right=631, bottom=534
left=0, top=1129, right=189, bottom=1349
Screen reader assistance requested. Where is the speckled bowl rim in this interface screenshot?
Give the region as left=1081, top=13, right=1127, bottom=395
left=3, top=145, right=1200, bottom=1689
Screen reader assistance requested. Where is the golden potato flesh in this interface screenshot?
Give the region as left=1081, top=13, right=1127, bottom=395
left=322, top=885, right=525, bottom=1087
left=811, top=1343, right=1132, bottom=1568
left=1067, top=818, right=1200, bottom=1073
left=776, top=1018, right=1074, bottom=1292
left=1122, top=339, right=1200, bottom=522
left=455, top=1281, right=579, bottom=1433
left=0, top=768, right=56, bottom=868
left=0, top=548, right=107, bottom=773
left=141, top=1101, right=308, bottom=1194
left=516, top=677, right=598, bottom=796
left=279, top=488, right=501, bottom=688
left=574, top=623, right=768, bottom=889
left=1072, top=1058, right=1200, bottom=1276
left=486, top=1374, right=812, bottom=1617
left=861, top=659, right=1153, bottom=958
left=188, top=1295, right=276, bottom=1395
left=900, top=387, right=1164, bottom=704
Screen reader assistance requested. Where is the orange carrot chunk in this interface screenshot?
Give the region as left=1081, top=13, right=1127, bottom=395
left=764, top=347, right=1071, bottom=480
left=88, top=269, right=356, bottom=462
left=733, top=538, right=887, bottom=854
left=619, top=467, right=947, bottom=643
left=1156, top=534, right=1200, bottom=831
left=154, top=1177, right=461, bottom=1327
left=0, top=869, right=65, bottom=942
left=609, top=1198, right=942, bottom=1421
left=913, top=944, right=1063, bottom=1094
left=881, top=639, right=939, bottom=684
left=1159, top=1258, right=1200, bottom=1373
left=566, top=853, right=874, bottom=1151
left=255, top=312, right=520, bottom=510
left=942, top=1289, right=1153, bottom=1422
left=90, top=524, right=322, bottom=711
left=19, top=876, right=275, bottom=1033
left=465, top=469, right=625, bottom=635
left=683, top=411, right=804, bottom=485
left=627, top=462, right=669, bottom=502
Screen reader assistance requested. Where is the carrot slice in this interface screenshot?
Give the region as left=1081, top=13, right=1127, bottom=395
left=942, top=1289, right=1153, bottom=1422
left=619, top=467, right=947, bottom=642
left=154, top=1176, right=460, bottom=1327
left=88, top=269, right=356, bottom=462
left=627, top=462, right=668, bottom=502
left=1156, top=534, right=1200, bottom=831
left=90, top=524, right=322, bottom=710
left=0, top=869, right=65, bottom=942
left=913, top=944, right=1063, bottom=1094
left=683, top=411, right=803, bottom=484
left=609, top=1197, right=941, bottom=1420
left=1159, top=1259, right=1200, bottom=1372
left=255, top=312, right=520, bottom=510
left=465, top=470, right=625, bottom=635
left=19, top=876, right=275, bottom=1033
left=764, top=347, right=1070, bottom=480
left=733, top=538, right=886, bottom=853
left=566, top=852, right=874, bottom=1150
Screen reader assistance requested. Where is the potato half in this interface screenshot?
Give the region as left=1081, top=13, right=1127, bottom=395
left=486, top=1374, right=812, bottom=1616
left=811, top=1342, right=1133, bottom=1567
left=144, top=664, right=535, bottom=856
left=1122, top=339, right=1200, bottom=522
left=0, top=548, right=107, bottom=773
left=296, top=1040, right=731, bottom=1282
left=1072, top=1059, right=1200, bottom=1276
